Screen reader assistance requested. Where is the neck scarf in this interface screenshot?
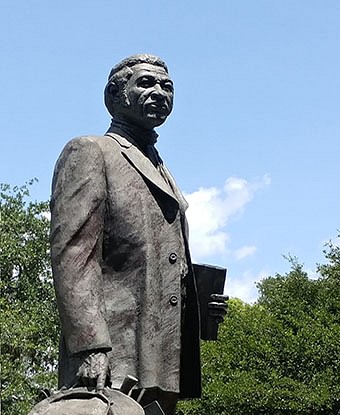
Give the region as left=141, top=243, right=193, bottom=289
left=108, top=118, right=158, bottom=150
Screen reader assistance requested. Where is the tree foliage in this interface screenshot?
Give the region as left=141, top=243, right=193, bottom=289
left=1, top=181, right=340, bottom=414
left=0, top=181, right=59, bottom=415
left=178, top=237, right=340, bottom=415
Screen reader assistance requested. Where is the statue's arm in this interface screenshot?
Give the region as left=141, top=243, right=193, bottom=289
left=50, top=137, right=112, bottom=356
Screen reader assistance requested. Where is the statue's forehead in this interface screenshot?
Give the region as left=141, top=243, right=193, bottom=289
left=130, top=63, right=171, bottom=79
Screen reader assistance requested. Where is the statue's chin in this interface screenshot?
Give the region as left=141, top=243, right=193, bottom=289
left=135, top=116, right=168, bottom=130
left=145, top=112, right=170, bottom=128
left=115, top=113, right=166, bottom=130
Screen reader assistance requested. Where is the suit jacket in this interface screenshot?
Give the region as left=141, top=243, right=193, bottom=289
left=50, top=130, right=201, bottom=398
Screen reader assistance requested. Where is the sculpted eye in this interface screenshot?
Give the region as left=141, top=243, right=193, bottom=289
left=137, top=77, right=154, bottom=88
left=163, top=82, right=174, bottom=93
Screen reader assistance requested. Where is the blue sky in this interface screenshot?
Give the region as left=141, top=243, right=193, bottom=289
left=1, top=1, right=339, bottom=301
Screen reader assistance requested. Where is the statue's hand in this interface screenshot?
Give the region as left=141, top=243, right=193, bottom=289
left=208, top=293, right=228, bottom=324
left=76, top=351, right=109, bottom=391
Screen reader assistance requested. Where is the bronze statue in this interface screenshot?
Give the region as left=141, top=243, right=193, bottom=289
left=50, top=54, right=227, bottom=415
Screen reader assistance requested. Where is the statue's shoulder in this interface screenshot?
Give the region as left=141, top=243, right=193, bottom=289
left=54, top=135, right=123, bottom=178
left=63, top=134, right=106, bottom=149
left=70, top=133, right=126, bottom=149
left=53, top=135, right=107, bottom=173
left=58, top=134, right=118, bottom=158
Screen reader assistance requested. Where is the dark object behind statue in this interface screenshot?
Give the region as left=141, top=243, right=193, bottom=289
left=194, top=264, right=227, bottom=340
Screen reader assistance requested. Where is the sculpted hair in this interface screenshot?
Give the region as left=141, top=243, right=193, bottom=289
left=104, top=54, right=169, bottom=117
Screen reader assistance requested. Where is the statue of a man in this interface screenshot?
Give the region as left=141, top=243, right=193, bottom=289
left=50, top=54, right=226, bottom=415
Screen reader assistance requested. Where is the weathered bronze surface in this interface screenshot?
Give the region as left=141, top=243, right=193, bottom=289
left=28, top=387, right=144, bottom=415
left=49, top=54, right=227, bottom=415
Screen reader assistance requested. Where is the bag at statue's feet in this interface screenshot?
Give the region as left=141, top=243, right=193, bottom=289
left=28, top=387, right=144, bottom=415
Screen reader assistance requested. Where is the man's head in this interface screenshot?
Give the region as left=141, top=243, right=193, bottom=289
left=104, top=54, right=174, bottom=129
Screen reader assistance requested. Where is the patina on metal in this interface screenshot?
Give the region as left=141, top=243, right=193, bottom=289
left=47, top=54, right=227, bottom=415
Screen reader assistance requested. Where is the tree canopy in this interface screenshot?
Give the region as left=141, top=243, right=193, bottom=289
left=0, top=181, right=59, bottom=415
left=1, top=181, right=339, bottom=414
left=178, top=240, right=340, bottom=414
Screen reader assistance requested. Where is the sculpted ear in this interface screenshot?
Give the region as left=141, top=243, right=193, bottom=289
left=104, top=81, right=121, bottom=116
left=105, top=81, right=119, bottom=103
left=105, top=80, right=130, bottom=112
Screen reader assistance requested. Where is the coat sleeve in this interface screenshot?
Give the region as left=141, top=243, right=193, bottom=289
left=50, top=136, right=112, bottom=355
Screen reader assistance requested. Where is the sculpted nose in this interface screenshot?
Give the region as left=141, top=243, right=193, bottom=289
left=151, top=84, right=166, bottom=100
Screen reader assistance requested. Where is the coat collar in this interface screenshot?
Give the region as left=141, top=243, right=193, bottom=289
left=105, top=132, right=188, bottom=212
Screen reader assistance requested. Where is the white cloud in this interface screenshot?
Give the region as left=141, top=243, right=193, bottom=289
left=305, top=268, right=319, bottom=280
left=227, top=269, right=270, bottom=303
left=233, top=245, right=257, bottom=260
left=42, top=211, right=51, bottom=220
left=184, top=174, right=270, bottom=261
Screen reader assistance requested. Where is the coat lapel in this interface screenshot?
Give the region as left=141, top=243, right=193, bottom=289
left=161, top=164, right=189, bottom=211
left=105, top=132, right=187, bottom=209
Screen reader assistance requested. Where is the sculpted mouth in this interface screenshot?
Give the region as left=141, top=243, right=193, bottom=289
left=148, top=103, right=168, bottom=114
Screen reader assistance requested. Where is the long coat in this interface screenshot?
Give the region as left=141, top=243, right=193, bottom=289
left=50, top=130, right=201, bottom=398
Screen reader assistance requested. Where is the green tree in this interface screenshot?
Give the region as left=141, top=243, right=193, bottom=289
left=178, top=237, right=340, bottom=415
left=2, top=181, right=340, bottom=414
left=0, top=181, right=59, bottom=415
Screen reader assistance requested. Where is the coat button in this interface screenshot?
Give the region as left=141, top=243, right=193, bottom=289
left=169, top=252, right=177, bottom=264
left=169, top=295, right=178, bottom=306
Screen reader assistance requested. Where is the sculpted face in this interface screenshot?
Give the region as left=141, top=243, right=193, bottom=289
left=120, top=63, right=174, bottom=129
